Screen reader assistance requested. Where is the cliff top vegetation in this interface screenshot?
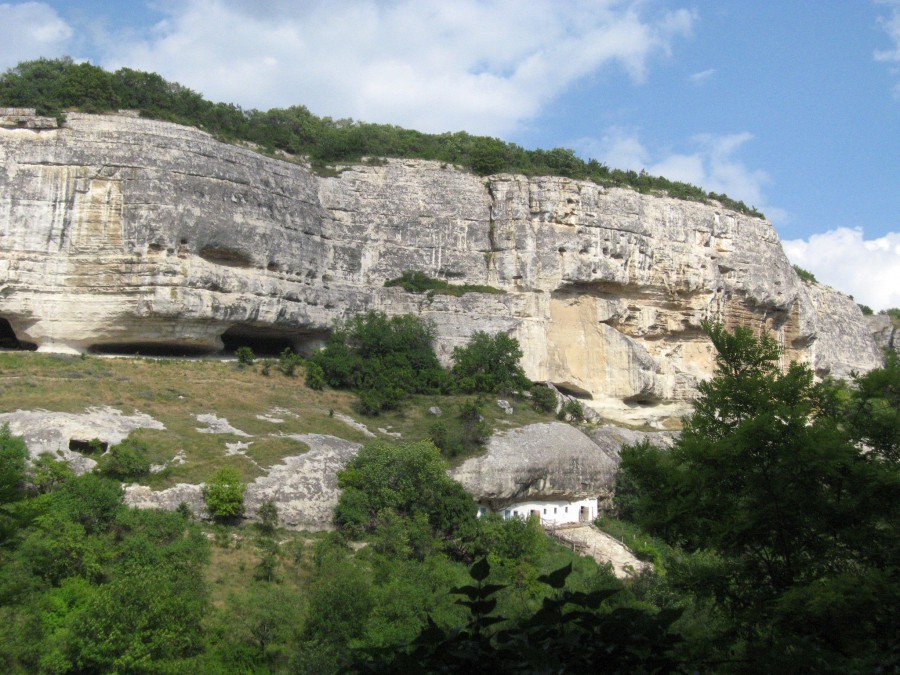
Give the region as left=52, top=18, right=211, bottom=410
left=0, top=57, right=764, bottom=218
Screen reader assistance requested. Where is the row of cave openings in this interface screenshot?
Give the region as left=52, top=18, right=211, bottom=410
left=0, top=318, right=324, bottom=358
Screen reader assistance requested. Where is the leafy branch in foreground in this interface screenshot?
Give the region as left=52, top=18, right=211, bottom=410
left=357, top=557, right=683, bottom=673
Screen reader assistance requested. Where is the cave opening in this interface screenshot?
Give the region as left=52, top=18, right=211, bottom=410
left=551, top=382, right=594, bottom=399
left=69, top=438, right=108, bottom=454
left=0, top=318, right=36, bottom=350
left=220, top=324, right=327, bottom=357
left=624, top=395, right=661, bottom=407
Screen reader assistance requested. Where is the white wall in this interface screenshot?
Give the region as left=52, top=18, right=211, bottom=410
left=477, top=497, right=597, bottom=526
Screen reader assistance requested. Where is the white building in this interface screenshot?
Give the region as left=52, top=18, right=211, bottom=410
left=477, top=496, right=598, bottom=526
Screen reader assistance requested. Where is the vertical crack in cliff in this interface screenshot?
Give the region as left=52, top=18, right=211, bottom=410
left=485, top=179, right=499, bottom=253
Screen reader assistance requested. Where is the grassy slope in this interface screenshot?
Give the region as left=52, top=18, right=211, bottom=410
left=0, top=351, right=552, bottom=486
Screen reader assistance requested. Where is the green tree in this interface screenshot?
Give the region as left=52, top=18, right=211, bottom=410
left=356, top=558, right=683, bottom=673
left=54, top=473, right=123, bottom=534
left=203, top=467, right=246, bottom=521
left=450, top=331, right=529, bottom=394
left=94, top=437, right=151, bottom=481
left=29, top=453, right=75, bottom=494
left=310, top=311, right=447, bottom=414
left=0, top=424, right=28, bottom=504
left=617, top=321, right=900, bottom=668
left=848, top=349, right=900, bottom=461
left=335, top=440, right=476, bottom=545
left=529, top=383, right=558, bottom=413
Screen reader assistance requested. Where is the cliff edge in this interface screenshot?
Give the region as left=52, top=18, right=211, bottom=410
left=0, top=112, right=883, bottom=425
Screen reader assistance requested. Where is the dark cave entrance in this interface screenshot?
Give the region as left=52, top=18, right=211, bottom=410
left=220, top=324, right=327, bottom=357
left=0, top=318, right=36, bottom=350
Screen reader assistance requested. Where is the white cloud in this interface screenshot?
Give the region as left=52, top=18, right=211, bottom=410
left=783, top=228, right=900, bottom=311
left=98, top=0, right=694, bottom=135
left=575, top=128, right=785, bottom=221
left=0, top=2, right=73, bottom=71
left=689, top=67, right=715, bottom=83
left=875, top=0, right=900, bottom=62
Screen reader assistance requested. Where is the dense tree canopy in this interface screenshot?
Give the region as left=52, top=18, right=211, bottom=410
left=308, top=311, right=448, bottom=414
left=335, top=440, right=477, bottom=546
left=450, top=331, right=530, bottom=394
left=617, top=322, right=900, bottom=671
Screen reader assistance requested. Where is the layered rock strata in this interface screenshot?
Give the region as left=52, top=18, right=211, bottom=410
left=0, top=112, right=884, bottom=424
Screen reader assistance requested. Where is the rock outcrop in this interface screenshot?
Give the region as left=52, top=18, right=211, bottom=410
left=450, top=422, right=674, bottom=508
left=0, top=406, right=166, bottom=474
left=124, top=433, right=362, bottom=530
left=0, top=111, right=884, bottom=424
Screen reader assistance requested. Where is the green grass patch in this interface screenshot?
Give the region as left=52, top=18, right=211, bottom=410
left=594, top=516, right=675, bottom=575
left=0, top=352, right=554, bottom=486
left=385, top=270, right=505, bottom=297
left=245, top=436, right=310, bottom=469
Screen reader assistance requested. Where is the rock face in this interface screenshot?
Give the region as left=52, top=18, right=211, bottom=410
left=450, top=422, right=673, bottom=508
left=867, top=314, right=898, bottom=353
left=0, top=406, right=166, bottom=474
left=124, top=433, right=362, bottom=530
left=0, top=112, right=884, bottom=424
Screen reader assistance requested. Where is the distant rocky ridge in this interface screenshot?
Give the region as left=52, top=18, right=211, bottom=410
left=0, top=111, right=885, bottom=426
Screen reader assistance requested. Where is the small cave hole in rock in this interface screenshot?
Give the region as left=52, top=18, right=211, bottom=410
left=221, top=325, right=327, bottom=357
left=552, top=382, right=593, bottom=399
left=0, top=318, right=36, bottom=350
left=89, top=342, right=216, bottom=357
left=624, top=396, right=659, bottom=407
left=69, top=438, right=108, bottom=454
left=199, top=246, right=253, bottom=268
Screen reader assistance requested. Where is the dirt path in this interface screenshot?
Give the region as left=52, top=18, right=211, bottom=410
left=545, top=523, right=651, bottom=579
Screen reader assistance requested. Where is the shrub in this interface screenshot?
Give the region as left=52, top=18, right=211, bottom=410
left=428, top=420, right=465, bottom=458
left=450, top=331, right=530, bottom=394
left=792, top=264, right=817, bottom=283
left=459, top=399, right=491, bottom=449
left=203, top=467, right=246, bottom=521
left=557, top=399, right=585, bottom=422
left=30, top=453, right=75, bottom=494
left=95, top=438, right=151, bottom=481
left=305, top=361, right=326, bottom=390
left=385, top=270, right=504, bottom=296
left=257, top=500, right=279, bottom=534
left=530, top=383, right=558, bottom=413
left=278, top=348, right=303, bottom=376
left=235, top=346, right=255, bottom=366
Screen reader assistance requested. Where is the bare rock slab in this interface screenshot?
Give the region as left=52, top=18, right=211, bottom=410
left=243, top=434, right=362, bottom=531
left=0, top=407, right=165, bottom=474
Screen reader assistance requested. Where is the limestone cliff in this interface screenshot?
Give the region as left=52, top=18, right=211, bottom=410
left=0, top=112, right=884, bottom=424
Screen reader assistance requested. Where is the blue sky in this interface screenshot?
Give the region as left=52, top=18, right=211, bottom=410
left=2, top=0, right=899, bottom=309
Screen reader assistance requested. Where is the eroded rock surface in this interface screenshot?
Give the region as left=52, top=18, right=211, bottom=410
left=243, top=434, right=361, bottom=530
left=450, top=422, right=673, bottom=508
left=123, top=433, right=361, bottom=529
left=0, top=406, right=165, bottom=474
left=0, top=112, right=885, bottom=424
